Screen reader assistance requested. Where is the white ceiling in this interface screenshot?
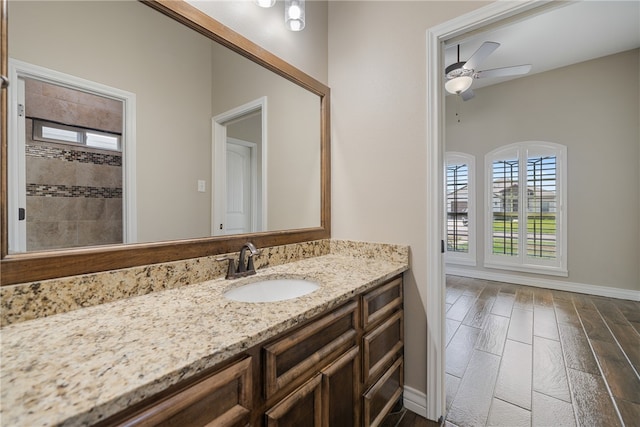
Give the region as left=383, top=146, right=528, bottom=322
left=444, top=1, right=640, bottom=90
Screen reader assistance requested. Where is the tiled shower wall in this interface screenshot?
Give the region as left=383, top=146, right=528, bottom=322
left=24, top=78, right=124, bottom=251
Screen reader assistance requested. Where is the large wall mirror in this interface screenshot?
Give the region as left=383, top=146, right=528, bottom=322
left=0, top=0, right=331, bottom=285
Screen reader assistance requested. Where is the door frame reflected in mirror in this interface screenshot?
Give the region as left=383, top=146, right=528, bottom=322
left=0, top=0, right=331, bottom=286
left=213, top=97, right=268, bottom=236
left=6, top=58, right=138, bottom=252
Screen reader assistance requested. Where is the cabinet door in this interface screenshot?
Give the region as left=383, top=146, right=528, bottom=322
left=118, top=357, right=252, bottom=427
left=321, top=346, right=360, bottom=427
left=265, top=374, right=322, bottom=427
left=363, top=357, right=403, bottom=427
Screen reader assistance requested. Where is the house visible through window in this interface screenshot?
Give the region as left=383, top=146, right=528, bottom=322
left=485, top=141, right=567, bottom=276
left=527, top=155, right=558, bottom=259
left=446, top=152, right=475, bottom=266
left=33, top=119, right=121, bottom=152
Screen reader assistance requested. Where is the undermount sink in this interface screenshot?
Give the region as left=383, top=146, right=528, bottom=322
left=224, top=278, right=320, bottom=303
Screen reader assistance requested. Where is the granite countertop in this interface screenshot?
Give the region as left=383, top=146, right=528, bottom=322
left=0, top=252, right=408, bottom=427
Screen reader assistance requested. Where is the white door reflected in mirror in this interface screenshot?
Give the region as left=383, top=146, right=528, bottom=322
left=213, top=98, right=267, bottom=236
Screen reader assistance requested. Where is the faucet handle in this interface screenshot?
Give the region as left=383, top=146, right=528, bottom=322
left=215, top=255, right=236, bottom=279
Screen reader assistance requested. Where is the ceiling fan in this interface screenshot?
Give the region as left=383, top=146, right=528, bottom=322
left=445, top=41, right=532, bottom=101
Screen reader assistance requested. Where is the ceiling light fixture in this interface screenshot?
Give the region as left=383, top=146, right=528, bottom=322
left=285, top=0, right=305, bottom=31
left=445, top=45, right=474, bottom=95
left=255, top=0, right=276, bottom=8
left=445, top=76, right=473, bottom=94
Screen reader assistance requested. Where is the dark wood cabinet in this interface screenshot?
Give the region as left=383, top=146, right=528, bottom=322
left=101, top=276, right=404, bottom=427
left=363, top=357, right=403, bottom=427
left=361, top=277, right=404, bottom=427
left=114, top=357, right=253, bottom=427
left=363, top=310, right=404, bottom=386
left=263, top=301, right=358, bottom=399
left=263, top=301, right=359, bottom=427
left=321, top=345, right=361, bottom=427
left=362, top=277, right=403, bottom=329
left=265, top=374, right=323, bottom=427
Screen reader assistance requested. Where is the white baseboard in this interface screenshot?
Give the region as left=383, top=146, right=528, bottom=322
left=446, top=266, right=640, bottom=301
left=403, top=386, right=428, bottom=419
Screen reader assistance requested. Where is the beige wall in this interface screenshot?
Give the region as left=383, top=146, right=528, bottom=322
left=186, top=0, right=328, bottom=85
left=328, top=0, right=489, bottom=398
left=211, top=43, right=321, bottom=231
left=446, top=49, right=640, bottom=291
left=227, top=114, right=262, bottom=145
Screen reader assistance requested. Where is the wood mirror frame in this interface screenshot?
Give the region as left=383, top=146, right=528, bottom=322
left=0, top=0, right=331, bottom=286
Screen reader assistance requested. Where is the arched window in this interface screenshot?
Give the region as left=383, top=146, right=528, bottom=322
left=485, top=142, right=567, bottom=276
left=446, top=152, right=475, bottom=266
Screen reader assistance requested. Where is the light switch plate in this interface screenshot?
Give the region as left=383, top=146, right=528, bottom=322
left=197, top=180, right=206, bottom=192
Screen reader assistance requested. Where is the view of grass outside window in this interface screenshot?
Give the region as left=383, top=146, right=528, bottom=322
left=447, top=162, right=469, bottom=253
left=485, top=142, right=566, bottom=275
left=492, top=159, right=519, bottom=256
left=527, top=155, right=557, bottom=259
left=491, top=155, right=557, bottom=260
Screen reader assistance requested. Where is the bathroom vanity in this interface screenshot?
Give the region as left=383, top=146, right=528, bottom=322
left=101, top=275, right=403, bottom=427
left=0, top=244, right=408, bottom=426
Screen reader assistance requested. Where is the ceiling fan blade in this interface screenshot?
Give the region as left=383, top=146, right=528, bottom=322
left=460, top=88, right=475, bottom=101
left=476, top=64, right=532, bottom=79
left=463, top=41, right=500, bottom=70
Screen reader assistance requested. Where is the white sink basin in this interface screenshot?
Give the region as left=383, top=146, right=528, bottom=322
left=224, top=278, right=320, bottom=303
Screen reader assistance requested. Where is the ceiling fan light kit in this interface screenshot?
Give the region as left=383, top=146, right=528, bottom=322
left=444, top=41, right=532, bottom=100
left=445, top=76, right=473, bottom=94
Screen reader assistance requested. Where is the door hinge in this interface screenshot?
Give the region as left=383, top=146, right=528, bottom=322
left=441, top=240, right=445, bottom=254
left=18, top=207, right=26, bottom=221
left=18, top=103, right=24, bottom=117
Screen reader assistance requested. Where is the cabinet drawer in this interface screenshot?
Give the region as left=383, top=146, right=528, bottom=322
left=363, top=357, right=403, bottom=427
left=264, top=301, right=358, bottom=399
left=362, top=277, right=402, bottom=330
left=265, top=374, right=323, bottom=427
left=363, top=310, right=403, bottom=385
left=118, top=357, right=252, bottom=427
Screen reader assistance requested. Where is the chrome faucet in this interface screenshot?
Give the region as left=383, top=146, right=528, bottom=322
left=216, top=242, right=262, bottom=279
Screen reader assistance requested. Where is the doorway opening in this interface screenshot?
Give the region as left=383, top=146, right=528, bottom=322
left=212, top=97, right=267, bottom=236
left=7, top=59, right=136, bottom=253
left=424, top=1, right=557, bottom=421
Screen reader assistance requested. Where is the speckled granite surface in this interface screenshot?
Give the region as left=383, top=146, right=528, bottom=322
left=0, top=240, right=408, bottom=427
left=1, top=240, right=331, bottom=326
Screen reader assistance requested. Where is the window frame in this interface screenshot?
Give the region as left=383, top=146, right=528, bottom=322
left=484, top=141, right=567, bottom=276
left=32, top=119, right=121, bottom=152
left=445, top=152, right=476, bottom=266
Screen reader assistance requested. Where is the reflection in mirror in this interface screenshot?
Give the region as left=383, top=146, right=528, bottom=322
left=223, top=110, right=265, bottom=236
left=6, top=0, right=321, bottom=253
left=18, top=77, right=125, bottom=252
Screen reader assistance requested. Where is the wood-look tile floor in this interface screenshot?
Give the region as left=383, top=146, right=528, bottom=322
left=387, top=276, right=640, bottom=427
